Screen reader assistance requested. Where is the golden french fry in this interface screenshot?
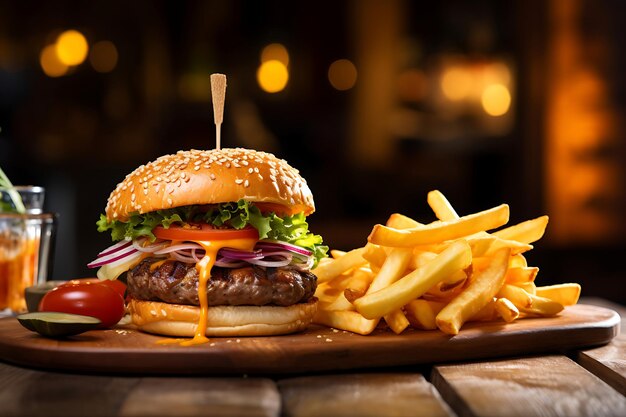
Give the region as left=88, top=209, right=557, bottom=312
left=354, top=241, right=472, bottom=319
left=505, top=267, right=539, bottom=284
left=535, top=283, right=581, bottom=306
left=465, top=235, right=531, bottom=258
left=495, top=298, right=520, bottom=323
left=427, top=191, right=532, bottom=255
left=368, top=204, right=509, bottom=247
left=384, top=309, right=410, bottom=334
left=405, top=299, right=446, bottom=330
left=314, top=310, right=379, bottom=335
left=515, top=281, right=537, bottom=295
left=313, top=246, right=368, bottom=283
left=362, top=244, right=387, bottom=270
left=327, top=273, right=355, bottom=290
left=408, top=250, right=438, bottom=270
left=469, top=298, right=498, bottom=322
left=509, top=254, right=528, bottom=268
left=521, top=294, right=564, bottom=316
left=436, top=248, right=510, bottom=335
left=367, top=248, right=413, bottom=293
left=344, top=287, right=365, bottom=303
left=427, top=190, right=459, bottom=221
left=314, top=283, right=343, bottom=305
left=327, top=269, right=374, bottom=311
left=425, top=269, right=467, bottom=299
left=493, top=215, right=549, bottom=244
left=386, top=213, right=422, bottom=229
left=330, top=249, right=347, bottom=259
left=497, top=284, right=532, bottom=309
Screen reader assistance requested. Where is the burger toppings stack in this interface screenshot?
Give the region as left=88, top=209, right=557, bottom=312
left=89, top=148, right=327, bottom=345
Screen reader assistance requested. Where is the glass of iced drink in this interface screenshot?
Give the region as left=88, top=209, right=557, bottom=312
left=0, top=186, right=56, bottom=313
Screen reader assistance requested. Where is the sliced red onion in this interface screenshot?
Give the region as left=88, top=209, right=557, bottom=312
left=98, top=239, right=132, bottom=257
left=132, top=237, right=169, bottom=253
left=154, top=242, right=204, bottom=255
left=220, top=248, right=263, bottom=260
left=88, top=245, right=139, bottom=268
left=170, top=251, right=199, bottom=264
left=256, top=239, right=312, bottom=257
left=214, top=258, right=248, bottom=268
left=248, top=254, right=293, bottom=267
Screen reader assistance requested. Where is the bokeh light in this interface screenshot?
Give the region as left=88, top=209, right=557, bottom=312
left=40, top=44, right=68, bottom=77
left=481, top=84, right=511, bottom=116
left=261, top=43, right=289, bottom=66
left=90, top=41, right=118, bottom=73
left=257, top=60, right=289, bottom=93
left=441, top=67, right=472, bottom=101
left=328, top=59, right=357, bottom=91
left=55, top=30, right=89, bottom=66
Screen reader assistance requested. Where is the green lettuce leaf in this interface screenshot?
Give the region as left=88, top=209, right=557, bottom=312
left=96, top=199, right=328, bottom=265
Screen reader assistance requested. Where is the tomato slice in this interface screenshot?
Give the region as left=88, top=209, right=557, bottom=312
left=59, top=278, right=126, bottom=299
left=153, top=224, right=259, bottom=241
left=39, top=283, right=125, bottom=328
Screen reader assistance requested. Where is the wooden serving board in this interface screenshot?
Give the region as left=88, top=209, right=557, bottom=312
left=0, top=304, right=619, bottom=375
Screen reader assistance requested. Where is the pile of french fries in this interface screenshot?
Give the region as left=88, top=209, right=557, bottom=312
left=312, top=190, right=581, bottom=335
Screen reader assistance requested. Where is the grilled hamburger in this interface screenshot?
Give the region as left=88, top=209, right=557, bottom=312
left=90, top=148, right=326, bottom=343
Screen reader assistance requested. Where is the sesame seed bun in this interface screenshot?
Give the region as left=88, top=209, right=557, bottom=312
left=127, top=298, right=318, bottom=337
left=105, top=148, right=315, bottom=222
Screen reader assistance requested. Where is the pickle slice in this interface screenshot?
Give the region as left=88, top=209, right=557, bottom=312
left=17, top=312, right=101, bottom=338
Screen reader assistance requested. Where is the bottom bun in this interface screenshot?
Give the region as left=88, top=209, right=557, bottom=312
left=127, top=298, right=318, bottom=337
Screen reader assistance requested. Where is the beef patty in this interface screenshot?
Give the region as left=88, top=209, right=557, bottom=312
left=126, top=257, right=317, bottom=307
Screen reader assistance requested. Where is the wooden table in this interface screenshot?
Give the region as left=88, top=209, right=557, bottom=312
left=1, top=298, right=625, bottom=417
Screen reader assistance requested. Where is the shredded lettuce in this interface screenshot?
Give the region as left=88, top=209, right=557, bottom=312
left=96, top=199, right=328, bottom=265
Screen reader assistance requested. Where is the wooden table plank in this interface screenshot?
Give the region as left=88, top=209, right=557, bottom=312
left=0, top=362, right=280, bottom=417
left=432, top=355, right=626, bottom=417
left=0, top=362, right=138, bottom=417
left=575, top=297, right=626, bottom=396
left=119, top=377, right=280, bottom=417
left=278, top=373, right=454, bottom=417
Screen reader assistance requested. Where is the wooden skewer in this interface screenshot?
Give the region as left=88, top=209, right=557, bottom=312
left=210, top=73, right=227, bottom=150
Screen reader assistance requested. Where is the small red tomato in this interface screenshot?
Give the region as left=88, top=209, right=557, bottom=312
left=39, top=283, right=125, bottom=328
left=60, top=278, right=126, bottom=299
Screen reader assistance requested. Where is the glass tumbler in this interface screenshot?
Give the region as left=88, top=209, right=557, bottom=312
left=0, top=186, right=56, bottom=313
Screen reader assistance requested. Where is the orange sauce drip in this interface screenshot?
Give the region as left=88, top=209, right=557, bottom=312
left=165, top=237, right=257, bottom=347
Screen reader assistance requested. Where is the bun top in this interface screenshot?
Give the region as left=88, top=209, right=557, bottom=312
left=105, top=148, right=315, bottom=222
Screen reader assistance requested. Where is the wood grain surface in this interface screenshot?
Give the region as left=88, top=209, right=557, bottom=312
left=576, top=297, right=626, bottom=395
left=278, top=373, right=454, bottom=417
left=0, top=362, right=280, bottom=417
left=0, top=304, right=619, bottom=375
left=432, top=355, right=626, bottom=417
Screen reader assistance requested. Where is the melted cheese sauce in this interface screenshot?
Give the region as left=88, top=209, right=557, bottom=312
left=162, top=237, right=257, bottom=346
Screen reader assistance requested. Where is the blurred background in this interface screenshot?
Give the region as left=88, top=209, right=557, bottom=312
left=1, top=0, right=625, bottom=302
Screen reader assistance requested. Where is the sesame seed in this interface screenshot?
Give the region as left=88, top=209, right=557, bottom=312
left=131, top=194, right=136, bottom=201
left=167, top=198, right=173, bottom=205
left=210, top=173, right=216, bottom=180
left=248, top=168, right=254, bottom=174
left=244, top=180, right=249, bottom=187
left=235, top=179, right=243, bottom=185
